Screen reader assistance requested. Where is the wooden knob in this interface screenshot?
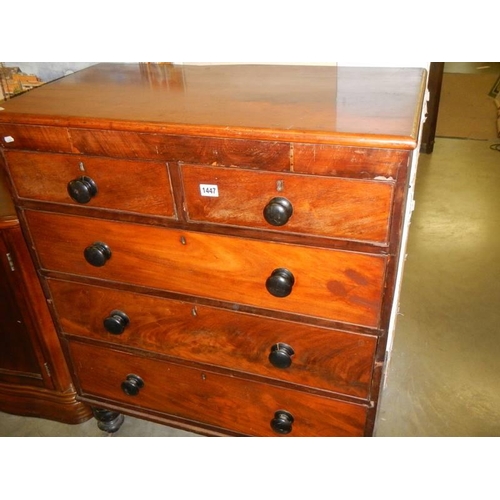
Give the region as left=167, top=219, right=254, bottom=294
left=67, top=176, right=98, bottom=204
left=121, top=374, right=144, bottom=396
left=84, top=242, right=111, bottom=267
left=269, top=343, right=295, bottom=368
left=270, top=410, right=294, bottom=434
left=266, top=268, right=295, bottom=297
left=103, top=310, right=130, bottom=335
left=263, top=197, right=293, bottom=226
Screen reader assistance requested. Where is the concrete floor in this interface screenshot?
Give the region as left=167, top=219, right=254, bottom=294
left=375, top=137, right=500, bottom=436
left=1, top=64, right=499, bottom=437
left=444, top=62, right=500, bottom=75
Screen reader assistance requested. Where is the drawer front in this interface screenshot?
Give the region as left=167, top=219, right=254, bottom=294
left=69, top=341, right=367, bottom=436
left=5, top=151, right=176, bottom=218
left=293, top=143, right=409, bottom=179
left=182, top=164, right=393, bottom=243
left=0, top=124, right=74, bottom=153
left=70, top=129, right=291, bottom=170
left=27, top=211, right=386, bottom=327
left=49, top=279, right=377, bottom=399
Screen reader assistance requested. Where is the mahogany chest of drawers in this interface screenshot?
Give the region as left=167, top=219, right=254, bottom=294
left=0, top=63, right=427, bottom=436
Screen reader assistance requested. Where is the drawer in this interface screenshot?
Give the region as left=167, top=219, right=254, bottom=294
left=5, top=151, right=176, bottom=218
left=70, top=129, right=291, bottom=170
left=293, top=143, right=409, bottom=179
left=182, top=164, right=393, bottom=243
left=69, top=341, right=368, bottom=436
left=49, top=279, right=377, bottom=399
left=0, top=124, right=74, bottom=153
left=27, top=211, right=387, bottom=327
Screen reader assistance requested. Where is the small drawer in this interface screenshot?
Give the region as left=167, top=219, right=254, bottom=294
left=69, top=129, right=291, bottom=170
left=49, top=279, right=377, bottom=399
left=293, top=143, right=409, bottom=179
left=69, top=341, right=368, bottom=436
left=182, top=164, right=393, bottom=243
left=5, top=151, right=176, bottom=218
left=0, top=124, right=74, bottom=153
left=27, top=211, right=387, bottom=327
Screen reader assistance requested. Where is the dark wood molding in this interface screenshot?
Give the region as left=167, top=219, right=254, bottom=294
left=420, top=62, right=445, bottom=154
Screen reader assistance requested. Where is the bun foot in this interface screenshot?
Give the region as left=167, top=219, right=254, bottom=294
left=92, top=407, right=125, bottom=434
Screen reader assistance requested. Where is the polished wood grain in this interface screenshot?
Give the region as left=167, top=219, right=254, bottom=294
left=0, top=64, right=426, bottom=148
left=26, top=210, right=387, bottom=327
left=293, top=143, right=409, bottom=179
left=0, top=124, right=74, bottom=153
left=48, top=279, right=377, bottom=399
left=70, top=130, right=291, bottom=170
left=69, top=340, right=367, bottom=436
left=0, top=124, right=410, bottom=181
left=5, top=151, right=176, bottom=218
left=0, top=382, right=92, bottom=424
left=181, top=164, right=394, bottom=243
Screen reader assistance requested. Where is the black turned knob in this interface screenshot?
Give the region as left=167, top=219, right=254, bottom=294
left=271, top=410, right=294, bottom=435
left=266, top=268, right=295, bottom=298
left=121, top=374, right=144, bottom=396
left=67, top=176, right=98, bottom=204
left=269, top=343, right=295, bottom=369
left=84, top=242, right=111, bottom=267
left=263, top=197, right=293, bottom=226
left=103, top=310, right=130, bottom=335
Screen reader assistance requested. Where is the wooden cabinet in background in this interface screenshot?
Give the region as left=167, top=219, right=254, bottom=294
left=0, top=168, right=91, bottom=424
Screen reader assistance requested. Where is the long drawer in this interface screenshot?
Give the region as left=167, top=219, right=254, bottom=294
left=26, top=210, right=387, bottom=327
left=49, top=279, right=377, bottom=399
left=68, top=340, right=368, bottom=436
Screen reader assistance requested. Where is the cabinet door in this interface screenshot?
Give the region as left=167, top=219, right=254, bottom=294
left=0, top=230, right=47, bottom=387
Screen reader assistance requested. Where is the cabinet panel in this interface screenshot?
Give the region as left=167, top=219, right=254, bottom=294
left=0, top=240, right=43, bottom=385
left=0, top=209, right=91, bottom=422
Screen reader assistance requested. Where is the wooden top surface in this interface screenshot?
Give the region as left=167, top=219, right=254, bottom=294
left=0, top=63, right=427, bottom=149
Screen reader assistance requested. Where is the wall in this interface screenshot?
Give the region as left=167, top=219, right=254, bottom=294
left=3, top=62, right=97, bottom=83
left=181, top=62, right=429, bottom=69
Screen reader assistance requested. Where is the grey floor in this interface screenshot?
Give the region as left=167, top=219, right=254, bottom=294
left=375, top=136, right=500, bottom=436
left=1, top=63, right=499, bottom=437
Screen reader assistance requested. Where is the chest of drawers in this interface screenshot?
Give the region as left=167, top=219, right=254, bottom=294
left=0, top=63, right=427, bottom=436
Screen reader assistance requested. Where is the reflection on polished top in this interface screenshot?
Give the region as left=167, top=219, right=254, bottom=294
left=0, top=63, right=427, bottom=148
